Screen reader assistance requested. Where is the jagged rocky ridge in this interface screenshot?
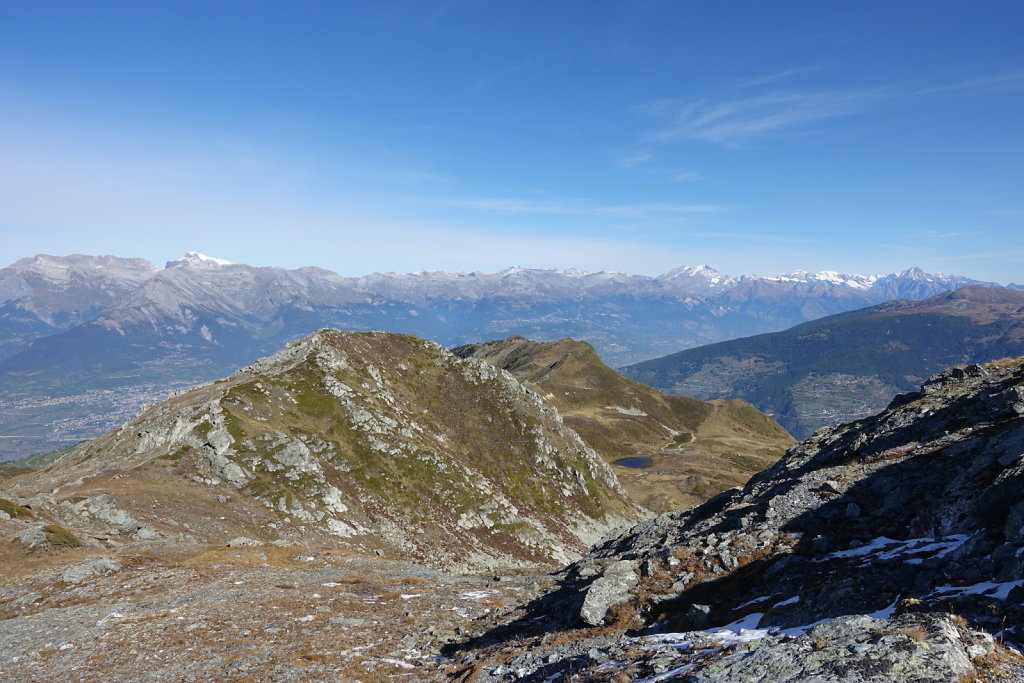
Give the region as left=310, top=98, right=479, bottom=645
left=2, top=330, right=642, bottom=573
left=449, top=356, right=1024, bottom=681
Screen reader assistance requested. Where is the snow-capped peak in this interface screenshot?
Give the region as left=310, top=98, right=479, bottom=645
left=764, top=270, right=880, bottom=290
left=657, top=265, right=736, bottom=292
left=166, top=252, right=236, bottom=269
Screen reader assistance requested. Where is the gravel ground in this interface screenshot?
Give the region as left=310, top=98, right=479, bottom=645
left=0, top=543, right=555, bottom=682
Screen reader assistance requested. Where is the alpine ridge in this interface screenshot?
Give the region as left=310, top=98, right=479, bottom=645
left=1, top=329, right=642, bottom=572
left=453, top=335, right=793, bottom=513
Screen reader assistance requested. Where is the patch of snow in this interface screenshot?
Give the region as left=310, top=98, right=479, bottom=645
left=819, top=535, right=969, bottom=564
left=779, top=618, right=833, bottom=637
left=932, top=579, right=1024, bottom=601
left=381, top=658, right=415, bottom=669
left=867, top=597, right=899, bottom=619
left=703, top=612, right=770, bottom=643
left=641, top=633, right=694, bottom=648
left=173, top=251, right=235, bottom=267
left=775, top=595, right=801, bottom=607
left=734, top=593, right=779, bottom=610
left=460, top=590, right=493, bottom=600
left=635, top=661, right=701, bottom=682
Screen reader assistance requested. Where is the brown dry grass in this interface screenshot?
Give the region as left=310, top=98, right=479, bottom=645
left=959, top=644, right=1024, bottom=681
left=863, top=442, right=918, bottom=463
left=181, top=546, right=332, bottom=569
left=902, top=624, right=929, bottom=643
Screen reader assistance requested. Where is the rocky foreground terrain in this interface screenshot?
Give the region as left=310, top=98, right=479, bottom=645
left=443, top=355, right=1024, bottom=680
left=3, top=342, right=1024, bottom=680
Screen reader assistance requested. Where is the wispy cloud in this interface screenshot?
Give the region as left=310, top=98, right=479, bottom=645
left=932, top=247, right=1024, bottom=263
left=616, top=149, right=654, bottom=169
left=989, top=209, right=1024, bottom=217
left=734, top=65, right=825, bottom=88
left=637, top=69, right=1024, bottom=148
left=917, top=70, right=1024, bottom=97
left=671, top=171, right=701, bottom=182
left=440, top=197, right=722, bottom=219
left=640, top=88, right=886, bottom=146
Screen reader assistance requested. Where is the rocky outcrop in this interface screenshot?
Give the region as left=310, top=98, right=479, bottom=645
left=450, top=356, right=1024, bottom=679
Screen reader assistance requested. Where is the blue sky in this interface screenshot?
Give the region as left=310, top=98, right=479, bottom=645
left=2, top=1, right=1023, bottom=282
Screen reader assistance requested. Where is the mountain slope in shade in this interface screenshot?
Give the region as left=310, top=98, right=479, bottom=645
left=623, top=285, right=1024, bottom=438
left=2, top=330, right=643, bottom=572
left=453, top=336, right=793, bottom=513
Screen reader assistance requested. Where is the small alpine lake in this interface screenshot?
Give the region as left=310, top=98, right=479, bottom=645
left=613, top=457, right=654, bottom=468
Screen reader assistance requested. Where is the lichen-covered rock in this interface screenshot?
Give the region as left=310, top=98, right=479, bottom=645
left=688, top=615, right=977, bottom=682
left=14, top=525, right=47, bottom=548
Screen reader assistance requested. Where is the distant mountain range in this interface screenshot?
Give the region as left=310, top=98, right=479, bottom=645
left=622, top=286, right=1024, bottom=438
left=0, top=251, right=1018, bottom=459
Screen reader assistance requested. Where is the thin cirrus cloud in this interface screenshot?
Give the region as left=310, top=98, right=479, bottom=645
left=637, top=70, right=1024, bottom=149
left=639, top=88, right=887, bottom=147
left=439, top=197, right=722, bottom=220
left=732, top=65, right=827, bottom=89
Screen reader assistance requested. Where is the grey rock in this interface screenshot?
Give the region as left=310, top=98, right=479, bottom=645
left=226, top=536, right=263, bottom=547
left=579, top=560, right=639, bottom=626
left=62, top=558, right=122, bottom=584
left=688, top=615, right=976, bottom=682
left=134, top=525, right=161, bottom=540
left=15, top=525, right=47, bottom=548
